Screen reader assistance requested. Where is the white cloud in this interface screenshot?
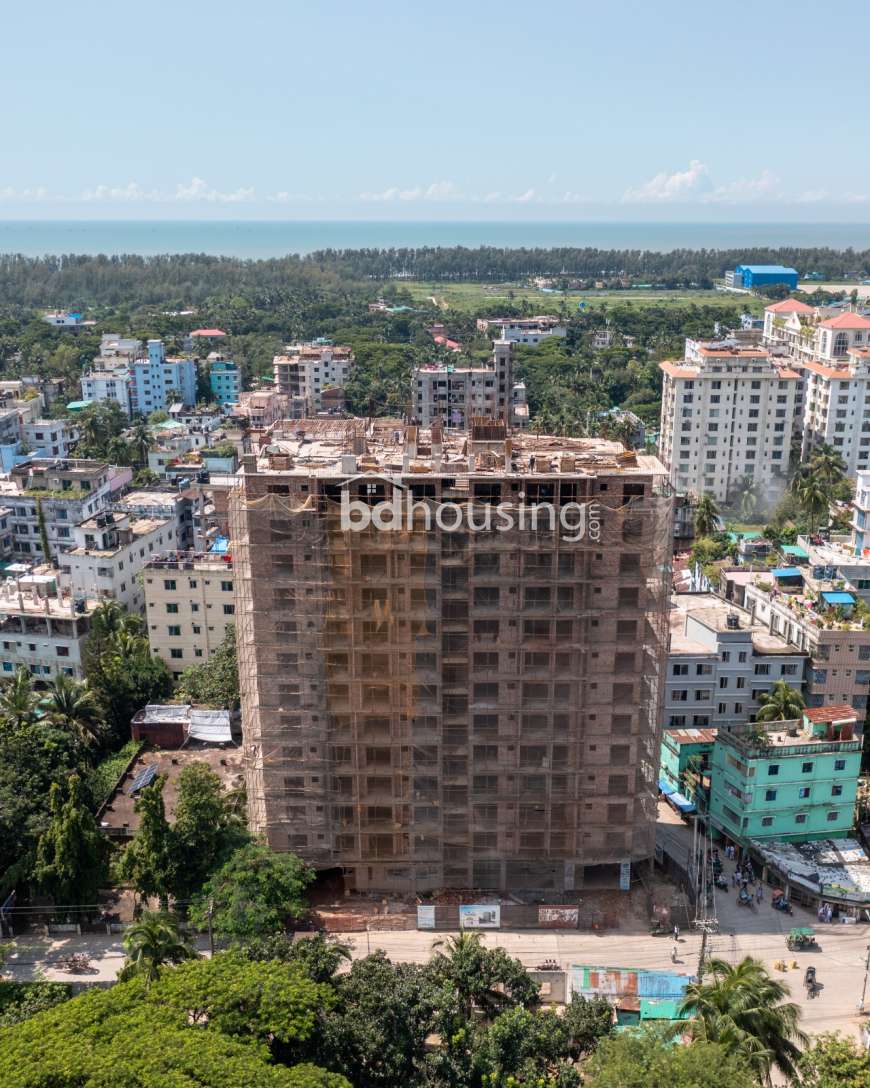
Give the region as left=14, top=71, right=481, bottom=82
left=359, top=180, right=460, bottom=203
left=623, top=159, right=712, bottom=203
left=558, top=190, right=591, bottom=205
left=796, top=188, right=830, bottom=204
left=509, top=188, right=537, bottom=204
left=0, top=185, right=53, bottom=202
left=623, top=161, right=788, bottom=205
left=81, top=178, right=255, bottom=204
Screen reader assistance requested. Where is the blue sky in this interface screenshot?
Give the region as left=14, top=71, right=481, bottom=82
left=2, top=0, right=869, bottom=221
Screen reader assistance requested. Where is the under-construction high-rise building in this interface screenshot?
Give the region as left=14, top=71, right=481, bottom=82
left=230, top=417, right=672, bottom=894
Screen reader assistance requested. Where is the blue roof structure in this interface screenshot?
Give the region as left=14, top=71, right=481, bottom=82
left=658, top=779, right=675, bottom=795
left=736, top=264, right=798, bottom=275
left=771, top=567, right=802, bottom=579
left=209, top=536, right=230, bottom=554
left=821, top=591, right=856, bottom=605
left=668, top=791, right=695, bottom=814
left=781, top=545, right=809, bottom=559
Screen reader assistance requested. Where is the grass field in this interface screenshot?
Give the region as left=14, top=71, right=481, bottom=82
left=404, top=281, right=765, bottom=315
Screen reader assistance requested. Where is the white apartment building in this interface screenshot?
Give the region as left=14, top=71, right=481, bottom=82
left=723, top=570, right=870, bottom=713
left=800, top=350, right=870, bottom=472
left=81, top=338, right=197, bottom=418
left=273, top=344, right=354, bottom=414
left=658, top=346, right=801, bottom=503
left=58, top=510, right=176, bottom=613
left=22, top=418, right=79, bottom=458
left=4, top=460, right=132, bottom=562
left=475, top=316, right=566, bottom=345
left=854, top=470, right=870, bottom=557
left=414, top=339, right=528, bottom=428
left=231, top=389, right=289, bottom=432
left=81, top=365, right=133, bottom=415
left=0, top=575, right=98, bottom=682
left=114, top=488, right=206, bottom=552
left=666, top=593, right=808, bottom=729
left=143, top=553, right=235, bottom=677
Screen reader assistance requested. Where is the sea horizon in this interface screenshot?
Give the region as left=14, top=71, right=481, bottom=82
left=2, top=218, right=870, bottom=259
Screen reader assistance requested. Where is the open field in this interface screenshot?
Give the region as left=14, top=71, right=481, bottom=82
left=404, top=281, right=765, bottom=315
left=799, top=282, right=870, bottom=300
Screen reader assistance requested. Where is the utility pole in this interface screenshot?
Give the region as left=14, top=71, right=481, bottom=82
left=698, top=928, right=709, bottom=978
left=207, top=898, right=214, bottom=958
left=860, top=945, right=870, bottom=1014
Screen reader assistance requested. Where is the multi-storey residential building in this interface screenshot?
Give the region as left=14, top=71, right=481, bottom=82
left=144, top=552, right=235, bottom=677
left=232, top=388, right=289, bottom=433
left=80, top=364, right=133, bottom=415
left=854, top=471, right=870, bottom=557
left=58, top=510, right=176, bottom=613
left=114, top=487, right=205, bottom=552
left=708, top=706, right=860, bottom=846
left=414, top=339, right=528, bottom=429
left=475, top=316, right=566, bottom=345
left=230, top=416, right=672, bottom=893
left=22, top=418, right=79, bottom=458
left=666, top=594, right=807, bottom=729
left=0, top=575, right=98, bottom=681
left=273, top=344, right=354, bottom=415
left=800, top=350, right=870, bottom=472
left=658, top=346, right=801, bottom=503
left=763, top=301, right=870, bottom=365
left=4, top=459, right=132, bottom=562
left=208, top=355, right=241, bottom=406
left=129, top=340, right=197, bottom=416
left=724, top=569, right=870, bottom=712
left=659, top=726, right=717, bottom=808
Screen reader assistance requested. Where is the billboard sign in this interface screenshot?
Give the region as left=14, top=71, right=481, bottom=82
left=538, top=906, right=579, bottom=929
left=459, top=904, right=500, bottom=929
left=417, top=905, right=436, bottom=930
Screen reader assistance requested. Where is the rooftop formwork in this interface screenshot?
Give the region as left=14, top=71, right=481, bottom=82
left=230, top=418, right=673, bottom=894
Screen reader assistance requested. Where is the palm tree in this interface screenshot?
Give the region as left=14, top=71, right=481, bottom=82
left=680, top=956, right=807, bottom=1085
left=118, top=911, right=197, bottom=985
left=129, top=418, right=152, bottom=467
left=793, top=473, right=830, bottom=533
left=809, top=443, right=847, bottom=490
left=756, top=679, right=805, bottom=723
left=42, top=673, right=102, bottom=746
left=0, top=667, right=39, bottom=731
left=693, top=493, right=721, bottom=538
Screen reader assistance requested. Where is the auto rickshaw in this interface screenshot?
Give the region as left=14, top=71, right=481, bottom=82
left=787, top=927, right=818, bottom=951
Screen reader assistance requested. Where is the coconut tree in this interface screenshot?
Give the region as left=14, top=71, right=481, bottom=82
left=118, top=911, right=197, bottom=985
left=793, top=473, right=830, bottom=533
left=693, top=493, right=721, bottom=538
left=756, top=679, right=805, bottom=723
left=429, top=931, right=539, bottom=1020
left=0, top=667, right=39, bottom=731
left=42, top=673, right=102, bottom=746
left=129, top=417, right=153, bottom=467
left=680, top=956, right=807, bottom=1085
left=809, top=443, right=847, bottom=491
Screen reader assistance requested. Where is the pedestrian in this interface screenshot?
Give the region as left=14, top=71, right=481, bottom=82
left=673, top=924, right=680, bottom=941
left=671, top=942, right=678, bottom=963
left=756, top=884, right=763, bottom=904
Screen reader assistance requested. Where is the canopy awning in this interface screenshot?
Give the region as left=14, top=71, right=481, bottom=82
left=668, top=791, right=696, bottom=814
left=658, top=779, right=675, bottom=796
left=771, top=566, right=802, bottom=579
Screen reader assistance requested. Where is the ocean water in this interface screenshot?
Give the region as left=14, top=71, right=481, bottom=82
left=1, top=220, right=869, bottom=258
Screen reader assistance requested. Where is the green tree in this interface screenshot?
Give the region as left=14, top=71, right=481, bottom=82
left=0, top=981, right=70, bottom=1027
left=171, top=761, right=248, bottom=899
left=584, top=1027, right=755, bottom=1088
left=756, top=679, right=805, bottom=723
left=175, top=625, right=240, bottom=709
left=679, top=956, right=807, bottom=1084
left=473, top=1004, right=580, bottom=1088
left=119, top=910, right=198, bottom=984
left=129, top=417, right=153, bottom=466
left=242, top=932, right=352, bottom=984
left=693, top=494, right=721, bottom=538
left=34, top=497, right=52, bottom=564
left=792, top=470, right=831, bottom=533
left=0, top=668, right=39, bottom=731
left=33, top=774, right=108, bottom=906
left=428, top=931, right=540, bottom=1020
left=41, top=673, right=102, bottom=747
left=799, top=1032, right=870, bottom=1088
left=190, top=843, right=314, bottom=942
left=561, top=993, right=614, bottom=1059
left=117, top=775, right=177, bottom=909
left=319, top=952, right=436, bottom=1088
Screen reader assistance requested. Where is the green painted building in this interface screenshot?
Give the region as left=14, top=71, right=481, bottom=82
left=708, top=705, right=861, bottom=845
left=659, top=727, right=717, bottom=807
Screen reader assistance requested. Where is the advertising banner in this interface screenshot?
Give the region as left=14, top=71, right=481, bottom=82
left=538, top=906, right=579, bottom=929
left=459, top=904, right=500, bottom=929
left=417, top=905, right=436, bottom=930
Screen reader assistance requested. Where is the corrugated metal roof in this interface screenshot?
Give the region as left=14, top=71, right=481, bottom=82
left=139, top=704, right=190, bottom=724
left=189, top=709, right=232, bottom=743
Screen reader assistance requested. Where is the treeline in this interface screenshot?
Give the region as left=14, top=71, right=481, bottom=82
left=1, top=248, right=869, bottom=310
left=306, top=245, right=870, bottom=284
